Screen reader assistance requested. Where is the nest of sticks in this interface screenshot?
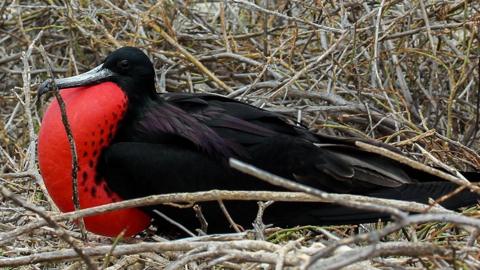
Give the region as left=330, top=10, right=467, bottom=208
left=1, top=0, right=480, bottom=269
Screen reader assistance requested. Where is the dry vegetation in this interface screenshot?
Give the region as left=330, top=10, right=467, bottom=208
left=1, top=0, right=480, bottom=269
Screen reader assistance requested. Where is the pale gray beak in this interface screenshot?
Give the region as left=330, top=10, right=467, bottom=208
left=38, top=64, right=115, bottom=96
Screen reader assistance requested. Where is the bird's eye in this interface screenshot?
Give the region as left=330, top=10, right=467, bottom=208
left=117, top=60, right=129, bottom=70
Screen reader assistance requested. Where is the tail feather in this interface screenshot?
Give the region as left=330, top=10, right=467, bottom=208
left=459, top=171, right=480, bottom=182
left=266, top=181, right=479, bottom=227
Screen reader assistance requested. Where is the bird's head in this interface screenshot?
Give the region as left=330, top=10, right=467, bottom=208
left=38, top=47, right=156, bottom=102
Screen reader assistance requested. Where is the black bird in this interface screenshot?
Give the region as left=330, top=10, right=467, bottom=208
left=38, top=47, right=479, bottom=237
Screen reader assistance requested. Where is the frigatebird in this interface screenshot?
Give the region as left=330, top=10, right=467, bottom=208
left=38, top=47, right=479, bottom=237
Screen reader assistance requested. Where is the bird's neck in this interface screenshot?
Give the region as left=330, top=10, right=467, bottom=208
left=114, top=75, right=157, bottom=103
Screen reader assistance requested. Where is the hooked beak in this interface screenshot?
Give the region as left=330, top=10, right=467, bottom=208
left=38, top=64, right=116, bottom=96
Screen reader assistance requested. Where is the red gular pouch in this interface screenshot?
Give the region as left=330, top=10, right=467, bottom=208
left=38, top=82, right=151, bottom=237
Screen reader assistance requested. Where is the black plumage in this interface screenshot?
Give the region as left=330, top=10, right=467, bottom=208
left=39, top=47, right=479, bottom=235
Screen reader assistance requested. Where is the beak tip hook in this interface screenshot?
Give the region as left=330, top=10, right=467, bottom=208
left=38, top=79, right=54, bottom=97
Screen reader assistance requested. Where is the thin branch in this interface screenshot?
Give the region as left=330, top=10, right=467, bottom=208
left=38, top=45, right=87, bottom=239
left=0, top=189, right=451, bottom=246
left=0, top=240, right=293, bottom=267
